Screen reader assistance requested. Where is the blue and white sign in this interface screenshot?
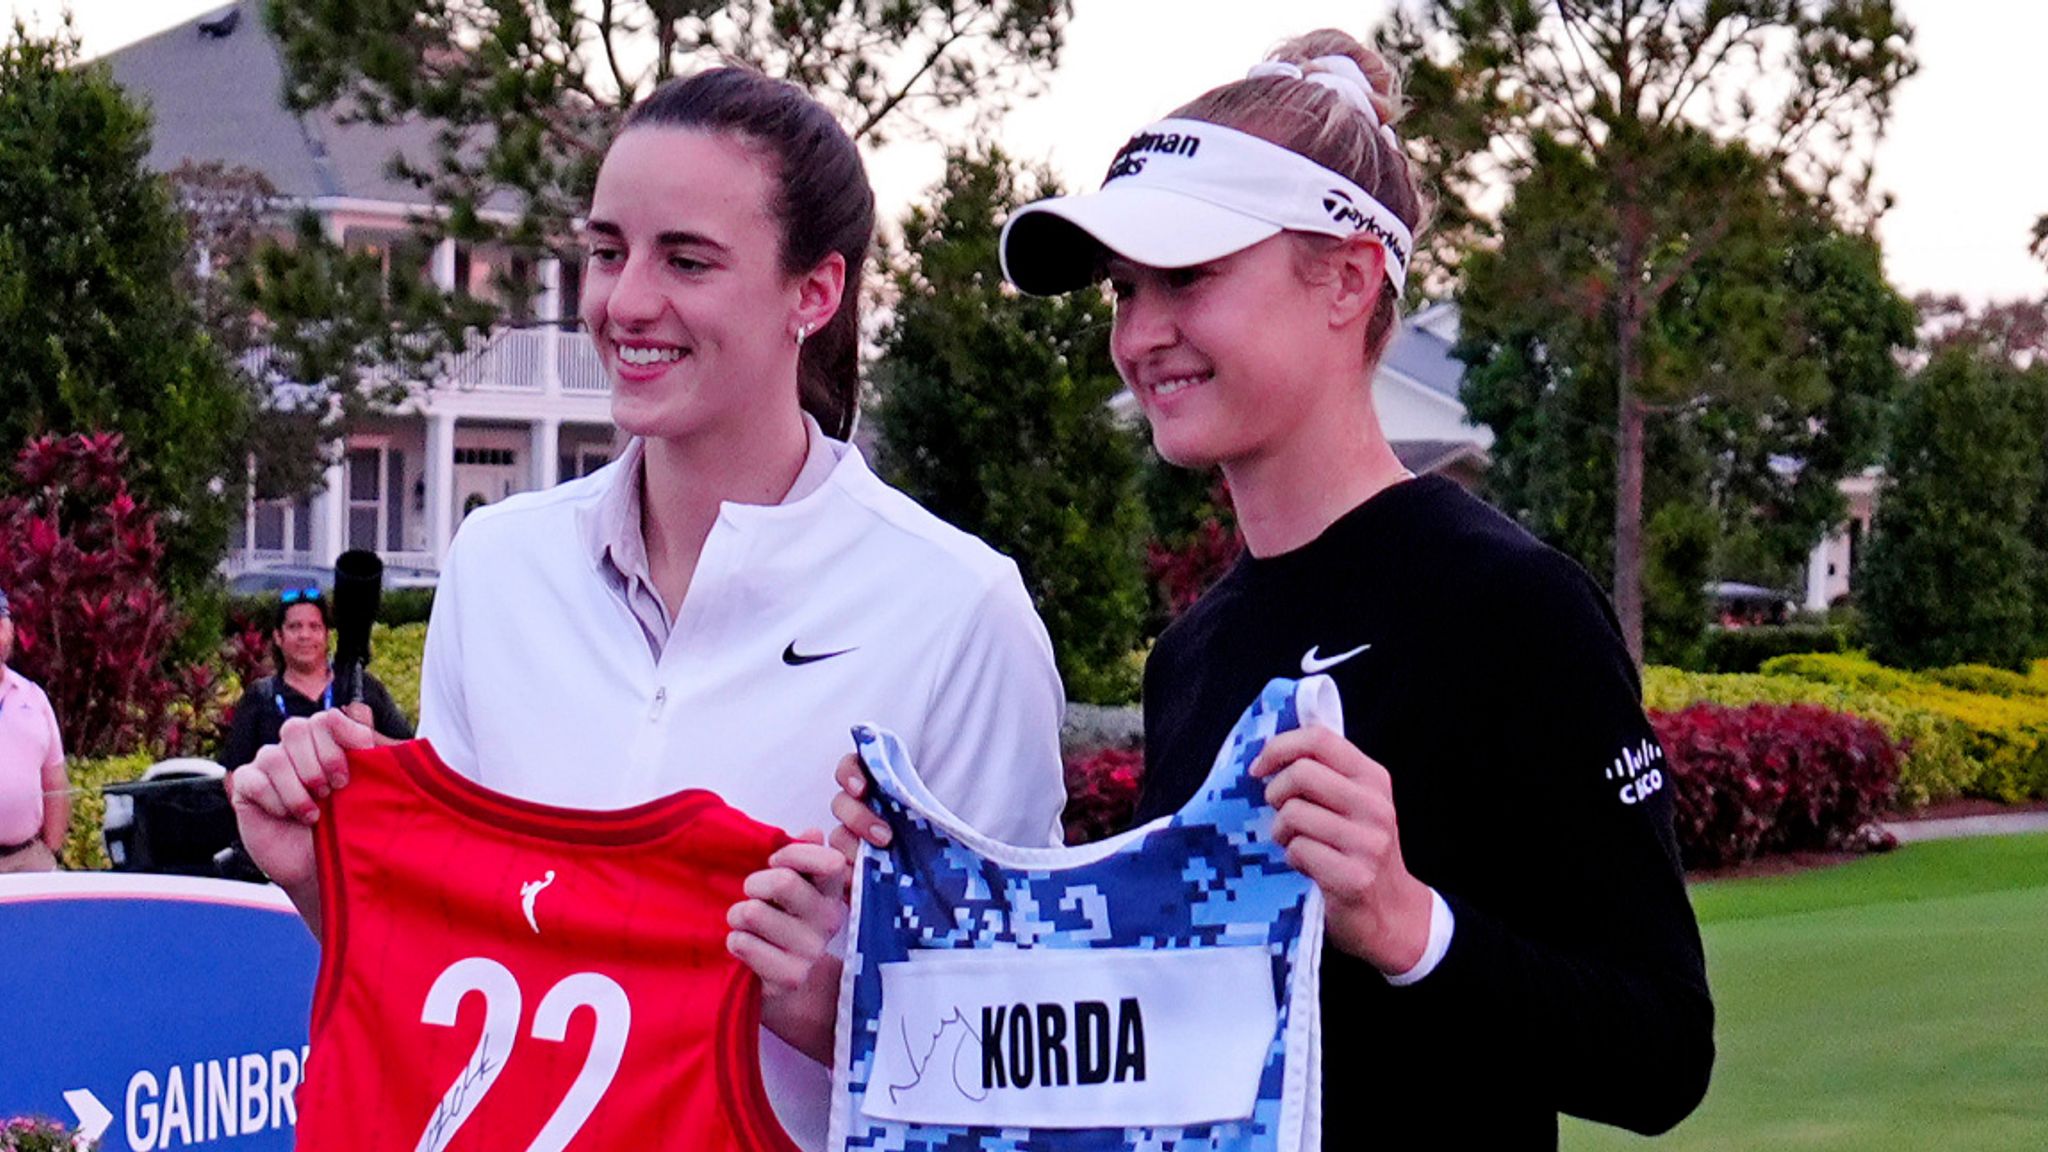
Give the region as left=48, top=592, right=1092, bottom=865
left=0, top=873, right=318, bottom=1150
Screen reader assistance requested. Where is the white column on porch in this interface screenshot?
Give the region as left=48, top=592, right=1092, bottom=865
left=532, top=417, right=561, bottom=491
left=537, top=257, right=561, bottom=322
left=320, top=455, right=346, bottom=564
left=1804, top=533, right=1833, bottom=612
left=431, top=239, right=457, bottom=293
left=540, top=258, right=564, bottom=397
left=426, top=411, right=458, bottom=564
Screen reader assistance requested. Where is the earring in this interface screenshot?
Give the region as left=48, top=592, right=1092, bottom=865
left=794, top=323, right=811, bottom=348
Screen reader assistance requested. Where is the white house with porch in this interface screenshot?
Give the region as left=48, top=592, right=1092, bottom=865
left=107, top=3, right=622, bottom=576
left=109, top=3, right=1496, bottom=578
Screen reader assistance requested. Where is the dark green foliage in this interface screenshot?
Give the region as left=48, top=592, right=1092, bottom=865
left=229, top=585, right=433, bottom=634
left=1459, top=133, right=1914, bottom=667
left=1700, top=624, right=1852, bottom=675
left=872, top=149, right=1147, bottom=704
left=378, top=586, right=437, bottom=627
left=1643, top=498, right=1717, bottom=670
left=1388, top=0, right=1917, bottom=658
left=1862, top=348, right=2047, bottom=670
left=263, top=0, right=1073, bottom=295
left=0, top=25, right=255, bottom=597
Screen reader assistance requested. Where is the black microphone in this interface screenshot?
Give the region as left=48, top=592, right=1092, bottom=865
left=331, top=549, right=383, bottom=708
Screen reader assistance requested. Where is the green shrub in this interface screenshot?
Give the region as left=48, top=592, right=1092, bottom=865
left=1759, top=652, right=1918, bottom=693
left=61, top=753, right=153, bottom=871
left=1645, top=667, right=1976, bottom=809
left=1678, top=653, right=2048, bottom=805
left=1924, top=663, right=2047, bottom=700
left=229, top=586, right=437, bottom=629
left=372, top=623, right=426, bottom=725
left=1762, top=653, right=2048, bottom=800
left=1700, top=624, right=1850, bottom=674
left=379, top=587, right=437, bottom=627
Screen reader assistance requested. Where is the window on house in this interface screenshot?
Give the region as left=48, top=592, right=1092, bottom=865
left=451, top=243, right=472, bottom=298
left=254, top=503, right=287, bottom=551
left=558, top=446, right=611, bottom=482
left=385, top=449, right=407, bottom=551
left=507, top=253, right=534, bottom=324
left=453, top=447, right=518, bottom=467
left=558, top=257, right=583, bottom=330
left=347, top=445, right=403, bottom=551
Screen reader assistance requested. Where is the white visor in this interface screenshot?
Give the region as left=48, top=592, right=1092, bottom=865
left=1001, top=118, right=1412, bottom=297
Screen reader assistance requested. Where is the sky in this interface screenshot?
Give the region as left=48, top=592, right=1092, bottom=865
left=10, top=0, right=2045, bottom=305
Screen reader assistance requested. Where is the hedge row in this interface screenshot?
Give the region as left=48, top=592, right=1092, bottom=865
left=1654, top=703, right=1898, bottom=869
left=224, top=586, right=436, bottom=633
left=1646, top=654, right=2048, bottom=808
left=1698, top=623, right=1852, bottom=674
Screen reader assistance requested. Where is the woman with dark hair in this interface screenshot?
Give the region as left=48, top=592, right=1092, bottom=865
left=217, top=587, right=412, bottom=771
left=229, top=65, right=1065, bottom=1148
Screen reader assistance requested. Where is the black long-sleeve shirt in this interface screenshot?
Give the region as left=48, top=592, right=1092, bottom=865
left=218, top=672, right=414, bottom=771
left=1137, top=476, right=1714, bottom=1147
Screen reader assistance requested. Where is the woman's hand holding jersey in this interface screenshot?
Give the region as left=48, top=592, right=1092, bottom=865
left=727, top=833, right=849, bottom=1063
left=827, top=752, right=892, bottom=857
left=1250, top=725, right=1435, bottom=976
left=229, top=709, right=381, bottom=930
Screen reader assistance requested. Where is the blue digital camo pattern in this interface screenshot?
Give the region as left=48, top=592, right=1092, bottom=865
left=835, top=677, right=1322, bottom=1152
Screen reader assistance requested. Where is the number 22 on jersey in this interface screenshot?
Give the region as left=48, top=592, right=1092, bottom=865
left=415, top=958, right=629, bottom=1152
left=295, top=740, right=799, bottom=1152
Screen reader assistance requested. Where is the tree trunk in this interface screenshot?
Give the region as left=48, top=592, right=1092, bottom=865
left=1615, top=388, right=1646, bottom=666
left=1614, top=291, right=1647, bottom=667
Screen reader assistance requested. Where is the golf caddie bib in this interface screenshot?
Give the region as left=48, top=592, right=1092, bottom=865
left=829, top=676, right=1337, bottom=1151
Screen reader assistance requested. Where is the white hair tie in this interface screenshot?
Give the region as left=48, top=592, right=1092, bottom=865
left=1246, top=56, right=1401, bottom=151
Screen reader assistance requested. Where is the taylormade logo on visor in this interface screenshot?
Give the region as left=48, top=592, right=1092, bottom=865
left=1323, top=189, right=1410, bottom=267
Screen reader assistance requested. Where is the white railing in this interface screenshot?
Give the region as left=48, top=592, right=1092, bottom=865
left=226, top=549, right=441, bottom=578
left=556, top=330, right=609, bottom=394
left=379, top=550, right=440, bottom=572
left=240, top=328, right=609, bottom=398
left=224, top=549, right=321, bottom=575
left=446, top=328, right=607, bottom=396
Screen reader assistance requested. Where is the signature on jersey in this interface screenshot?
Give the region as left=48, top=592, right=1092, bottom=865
left=887, top=1008, right=989, bottom=1105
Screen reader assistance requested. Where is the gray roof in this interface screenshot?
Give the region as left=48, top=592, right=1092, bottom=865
left=102, top=1, right=446, bottom=206
left=1380, top=304, right=1466, bottom=402
left=1391, top=439, right=1487, bottom=476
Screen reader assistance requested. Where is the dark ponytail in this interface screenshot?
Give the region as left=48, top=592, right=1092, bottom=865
left=624, top=68, right=874, bottom=438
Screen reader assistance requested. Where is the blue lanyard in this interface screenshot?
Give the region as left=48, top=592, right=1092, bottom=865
left=275, top=678, right=335, bottom=717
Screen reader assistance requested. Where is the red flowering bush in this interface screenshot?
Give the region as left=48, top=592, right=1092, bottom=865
left=2, top=1115, right=90, bottom=1150
left=1653, top=702, right=1902, bottom=869
left=1063, top=746, right=1143, bottom=845
left=1147, top=518, right=1242, bottom=619
left=0, top=433, right=220, bottom=757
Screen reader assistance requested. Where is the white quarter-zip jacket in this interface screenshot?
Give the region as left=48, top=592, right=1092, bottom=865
left=416, top=434, right=1067, bottom=1149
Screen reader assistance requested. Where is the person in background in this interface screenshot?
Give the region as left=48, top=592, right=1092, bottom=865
left=0, top=586, right=69, bottom=873
left=218, top=587, right=413, bottom=771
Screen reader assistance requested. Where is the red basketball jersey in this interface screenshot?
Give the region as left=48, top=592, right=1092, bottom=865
left=296, top=739, right=798, bottom=1152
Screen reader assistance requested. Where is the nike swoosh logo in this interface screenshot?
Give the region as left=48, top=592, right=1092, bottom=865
left=783, top=642, right=856, bottom=666
left=1301, top=643, right=1371, bottom=674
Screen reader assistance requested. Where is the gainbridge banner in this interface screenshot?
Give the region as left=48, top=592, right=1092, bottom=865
left=0, top=873, right=317, bottom=1150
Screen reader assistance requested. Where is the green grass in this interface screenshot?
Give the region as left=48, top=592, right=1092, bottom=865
left=1565, top=834, right=2048, bottom=1151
